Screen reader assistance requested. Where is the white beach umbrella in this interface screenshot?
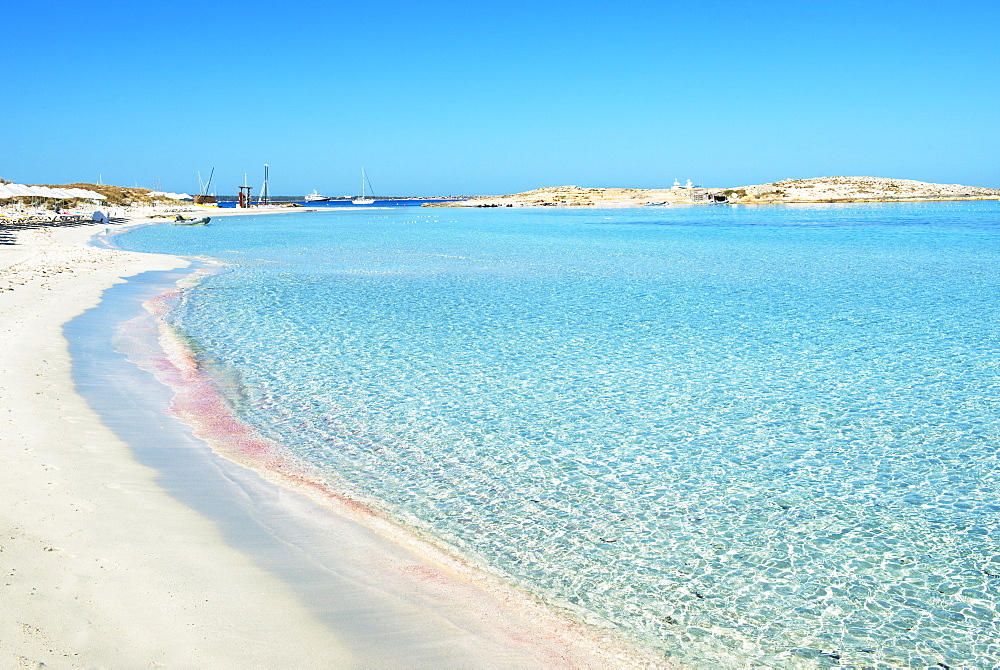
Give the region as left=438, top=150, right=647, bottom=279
left=62, top=187, right=98, bottom=199
left=149, top=190, right=193, bottom=201
left=0, top=183, right=107, bottom=200
left=3, top=184, right=35, bottom=197
left=24, top=186, right=58, bottom=198
left=31, top=186, right=75, bottom=199
left=68, top=187, right=107, bottom=200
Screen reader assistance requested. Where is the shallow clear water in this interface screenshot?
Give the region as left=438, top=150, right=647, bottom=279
left=118, top=203, right=1000, bottom=666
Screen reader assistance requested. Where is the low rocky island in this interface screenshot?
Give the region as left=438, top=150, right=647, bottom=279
left=431, top=176, right=1000, bottom=208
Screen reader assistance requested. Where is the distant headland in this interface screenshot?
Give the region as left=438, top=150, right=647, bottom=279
left=428, top=177, right=1000, bottom=208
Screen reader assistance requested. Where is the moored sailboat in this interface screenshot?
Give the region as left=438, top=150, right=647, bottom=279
left=352, top=167, right=376, bottom=204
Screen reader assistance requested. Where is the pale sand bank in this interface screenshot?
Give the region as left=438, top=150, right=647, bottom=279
left=435, top=176, right=1000, bottom=208
left=0, top=223, right=353, bottom=666
left=0, top=219, right=657, bottom=668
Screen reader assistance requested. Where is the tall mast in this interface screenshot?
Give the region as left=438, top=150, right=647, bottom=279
left=259, top=164, right=270, bottom=206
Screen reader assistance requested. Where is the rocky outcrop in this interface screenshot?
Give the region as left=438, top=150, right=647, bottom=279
left=736, top=177, right=1000, bottom=203
left=428, top=177, right=1000, bottom=208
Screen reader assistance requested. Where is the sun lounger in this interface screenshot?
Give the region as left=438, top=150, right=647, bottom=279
left=0, top=211, right=91, bottom=225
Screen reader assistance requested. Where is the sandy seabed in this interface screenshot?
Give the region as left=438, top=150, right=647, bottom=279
left=0, top=217, right=660, bottom=668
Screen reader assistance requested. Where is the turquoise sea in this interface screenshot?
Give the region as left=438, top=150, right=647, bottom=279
left=116, top=202, right=1000, bottom=667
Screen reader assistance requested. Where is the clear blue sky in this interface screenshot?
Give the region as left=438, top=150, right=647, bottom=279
left=3, top=0, right=998, bottom=195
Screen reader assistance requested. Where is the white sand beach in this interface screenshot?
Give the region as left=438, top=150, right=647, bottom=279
left=0, top=217, right=654, bottom=668
left=0, top=222, right=357, bottom=666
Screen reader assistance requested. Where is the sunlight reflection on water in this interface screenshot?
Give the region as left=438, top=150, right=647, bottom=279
left=119, top=203, right=1000, bottom=666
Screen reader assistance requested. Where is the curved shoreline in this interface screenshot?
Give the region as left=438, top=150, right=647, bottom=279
left=0, top=218, right=662, bottom=667
left=114, top=220, right=665, bottom=666
left=0, top=221, right=354, bottom=666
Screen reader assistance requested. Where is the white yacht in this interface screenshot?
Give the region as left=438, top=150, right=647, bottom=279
left=304, top=190, right=331, bottom=202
